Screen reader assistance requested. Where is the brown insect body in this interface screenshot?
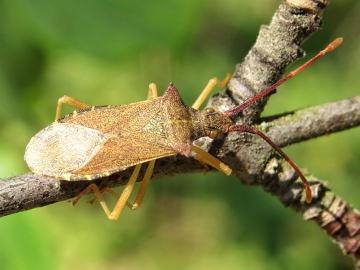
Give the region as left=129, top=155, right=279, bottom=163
left=25, top=84, right=232, bottom=180
left=24, top=38, right=343, bottom=219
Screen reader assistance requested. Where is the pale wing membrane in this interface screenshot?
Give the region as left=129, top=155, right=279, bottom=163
left=24, top=123, right=106, bottom=177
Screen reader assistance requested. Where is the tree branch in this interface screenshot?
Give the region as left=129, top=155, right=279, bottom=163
left=265, top=96, right=360, bottom=147
left=1, top=0, right=360, bottom=266
left=1, top=95, right=359, bottom=216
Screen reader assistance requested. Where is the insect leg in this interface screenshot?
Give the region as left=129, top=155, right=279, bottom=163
left=87, top=188, right=133, bottom=208
left=191, top=73, right=232, bottom=110
left=89, top=84, right=159, bottom=211
left=126, top=83, right=159, bottom=209
left=72, top=183, right=113, bottom=217
left=128, top=160, right=156, bottom=210
left=148, top=83, right=158, bottom=99
left=73, top=164, right=142, bottom=220
left=56, top=95, right=90, bottom=120
left=106, top=164, right=145, bottom=220
left=191, top=74, right=233, bottom=176
left=118, top=84, right=160, bottom=209
left=193, top=155, right=211, bottom=172
left=191, top=146, right=232, bottom=176
left=87, top=162, right=156, bottom=211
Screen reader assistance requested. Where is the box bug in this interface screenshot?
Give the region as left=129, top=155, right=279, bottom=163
left=24, top=38, right=342, bottom=220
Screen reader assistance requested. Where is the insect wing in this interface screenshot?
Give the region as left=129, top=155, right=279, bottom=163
left=24, top=123, right=107, bottom=179
left=69, top=100, right=178, bottom=177
left=25, top=99, right=178, bottom=180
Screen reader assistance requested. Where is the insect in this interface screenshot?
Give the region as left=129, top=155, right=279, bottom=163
left=25, top=38, right=342, bottom=220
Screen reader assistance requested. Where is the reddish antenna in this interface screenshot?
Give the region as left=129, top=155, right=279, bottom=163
left=225, top=38, right=343, bottom=203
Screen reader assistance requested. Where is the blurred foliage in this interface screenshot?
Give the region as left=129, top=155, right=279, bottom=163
left=0, top=0, right=359, bottom=269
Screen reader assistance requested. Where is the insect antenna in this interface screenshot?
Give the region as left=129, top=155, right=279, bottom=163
left=223, top=38, right=343, bottom=203
left=224, top=38, right=343, bottom=117
left=228, top=125, right=312, bottom=203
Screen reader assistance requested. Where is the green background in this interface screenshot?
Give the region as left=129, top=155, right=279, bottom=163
left=0, top=1, right=359, bottom=269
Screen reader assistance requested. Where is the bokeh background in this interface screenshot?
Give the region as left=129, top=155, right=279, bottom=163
left=1, top=1, right=359, bottom=269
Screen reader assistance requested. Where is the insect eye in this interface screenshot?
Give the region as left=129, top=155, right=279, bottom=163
left=222, top=127, right=229, bottom=133
left=208, top=130, right=218, bottom=139
left=205, top=107, right=215, bottom=114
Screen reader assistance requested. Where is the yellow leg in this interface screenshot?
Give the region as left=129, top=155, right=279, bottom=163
left=75, top=85, right=159, bottom=217
left=122, top=83, right=160, bottom=209
left=55, top=95, right=90, bottom=120
left=129, top=160, right=155, bottom=209
left=191, top=73, right=232, bottom=110
left=72, top=76, right=232, bottom=218
left=72, top=164, right=142, bottom=220
left=191, top=74, right=233, bottom=176
left=192, top=146, right=232, bottom=176
left=193, top=155, right=210, bottom=173
left=87, top=160, right=156, bottom=210
left=114, top=83, right=160, bottom=210
left=87, top=188, right=132, bottom=208
left=107, top=164, right=142, bottom=220
left=148, top=83, right=158, bottom=99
